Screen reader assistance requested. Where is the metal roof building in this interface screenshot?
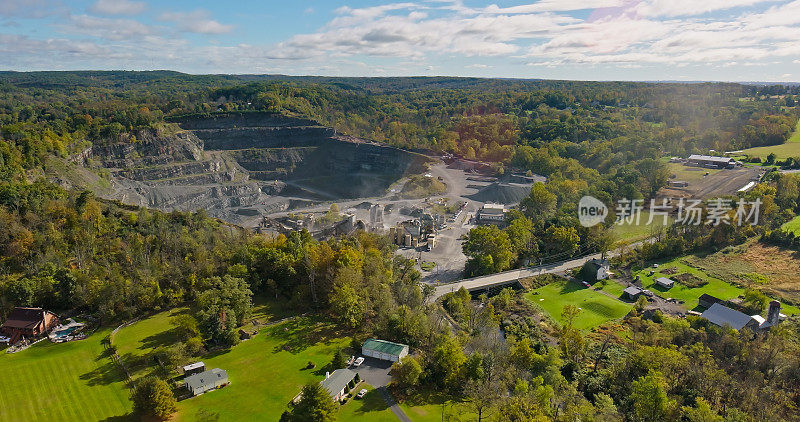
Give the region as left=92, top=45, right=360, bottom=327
left=362, top=338, right=409, bottom=362
left=700, top=303, right=759, bottom=331
left=687, top=154, right=735, bottom=168
left=655, top=277, right=675, bottom=289
left=624, top=286, right=643, bottom=300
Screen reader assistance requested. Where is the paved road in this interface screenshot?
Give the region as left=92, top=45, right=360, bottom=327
left=431, top=252, right=608, bottom=300
left=429, top=238, right=655, bottom=301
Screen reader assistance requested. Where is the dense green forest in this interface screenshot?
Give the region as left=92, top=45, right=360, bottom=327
left=3, top=72, right=800, bottom=421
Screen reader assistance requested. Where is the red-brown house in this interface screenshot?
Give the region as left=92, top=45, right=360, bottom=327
left=1, top=307, right=59, bottom=344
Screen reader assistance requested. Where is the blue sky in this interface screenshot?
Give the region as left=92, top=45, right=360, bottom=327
left=1, top=0, right=800, bottom=81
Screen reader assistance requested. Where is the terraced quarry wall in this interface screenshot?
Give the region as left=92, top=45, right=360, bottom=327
left=174, top=112, right=432, bottom=200
left=61, top=112, right=431, bottom=226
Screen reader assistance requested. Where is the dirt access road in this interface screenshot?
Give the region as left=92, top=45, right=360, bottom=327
left=659, top=166, right=763, bottom=200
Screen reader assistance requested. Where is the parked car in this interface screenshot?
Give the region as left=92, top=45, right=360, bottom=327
left=347, top=355, right=355, bottom=365
left=357, top=389, right=368, bottom=399
left=354, top=357, right=365, bottom=367
left=581, top=281, right=591, bottom=287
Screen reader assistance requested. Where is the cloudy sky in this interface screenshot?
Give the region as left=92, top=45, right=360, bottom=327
left=2, top=0, right=800, bottom=81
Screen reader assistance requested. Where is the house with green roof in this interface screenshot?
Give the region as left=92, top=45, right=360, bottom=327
left=362, top=338, right=409, bottom=362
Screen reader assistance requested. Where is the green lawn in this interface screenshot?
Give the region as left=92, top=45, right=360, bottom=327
left=741, top=119, right=800, bottom=159
left=114, top=308, right=187, bottom=359
left=398, top=391, right=475, bottom=422
left=524, top=280, right=632, bottom=330
left=175, top=316, right=353, bottom=421
left=0, top=328, right=132, bottom=421
left=633, top=256, right=800, bottom=314
left=666, top=162, right=722, bottom=182
left=781, top=214, right=800, bottom=235
left=339, top=385, right=398, bottom=422
left=612, top=210, right=673, bottom=245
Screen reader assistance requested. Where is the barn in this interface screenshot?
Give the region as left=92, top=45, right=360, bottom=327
left=362, top=339, right=409, bottom=362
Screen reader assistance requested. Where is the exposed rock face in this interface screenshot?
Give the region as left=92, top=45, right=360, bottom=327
left=66, top=112, right=431, bottom=226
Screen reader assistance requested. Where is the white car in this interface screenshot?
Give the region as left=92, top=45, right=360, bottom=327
left=353, top=357, right=365, bottom=367
left=357, top=389, right=368, bottom=399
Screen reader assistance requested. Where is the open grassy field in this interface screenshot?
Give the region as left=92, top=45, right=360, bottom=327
left=172, top=316, right=355, bottom=421
left=741, top=119, right=800, bottom=159
left=398, top=391, right=475, bottom=422
left=0, top=328, right=132, bottom=421
left=683, top=241, right=800, bottom=306
left=524, top=280, right=632, bottom=330
left=666, top=162, right=722, bottom=182
left=635, top=253, right=800, bottom=313
left=781, top=215, right=800, bottom=235
left=611, top=210, right=673, bottom=245
left=338, top=385, right=398, bottom=422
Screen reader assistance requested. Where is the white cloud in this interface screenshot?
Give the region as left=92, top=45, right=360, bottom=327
left=89, top=0, right=146, bottom=16
left=0, top=0, right=66, bottom=18
left=59, top=14, right=156, bottom=41
left=159, top=10, right=233, bottom=34
left=634, top=0, right=779, bottom=17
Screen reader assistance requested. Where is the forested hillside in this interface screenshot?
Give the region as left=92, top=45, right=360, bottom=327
left=3, top=72, right=800, bottom=421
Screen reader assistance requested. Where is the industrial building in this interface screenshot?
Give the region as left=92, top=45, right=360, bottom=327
left=477, top=203, right=506, bottom=225
left=686, top=154, right=736, bottom=169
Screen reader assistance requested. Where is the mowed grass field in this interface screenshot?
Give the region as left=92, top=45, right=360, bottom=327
left=741, top=119, right=800, bottom=159
left=612, top=210, right=673, bottom=245
left=635, top=255, right=800, bottom=313
left=524, top=280, right=632, bottom=330
left=666, top=162, right=722, bottom=182
left=0, top=328, right=132, bottom=421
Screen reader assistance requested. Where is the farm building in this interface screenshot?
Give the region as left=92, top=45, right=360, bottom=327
left=698, top=294, right=722, bottom=309
left=624, top=286, right=643, bottom=300
left=362, top=338, right=409, bottom=362
left=668, top=180, right=689, bottom=188
left=686, top=154, right=735, bottom=169
left=655, top=277, right=675, bottom=289
left=0, top=307, right=59, bottom=344
left=320, top=368, right=358, bottom=402
left=698, top=303, right=783, bottom=331
left=581, top=258, right=610, bottom=282
left=185, top=368, right=228, bottom=396
left=182, top=361, right=205, bottom=376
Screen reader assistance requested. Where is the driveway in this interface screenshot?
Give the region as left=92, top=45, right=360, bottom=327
left=354, top=356, right=392, bottom=387
left=353, top=357, right=410, bottom=422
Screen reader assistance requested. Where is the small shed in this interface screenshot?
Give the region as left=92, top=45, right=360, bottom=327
left=362, top=339, right=409, bottom=362
left=698, top=293, right=722, bottom=309
left=624, top=286, right=643, bottom=300
left=655, top=277, right=675, bottom=289
left=182, top=362, right=205, bottom=376
left=185, top=368, right=228, bottom=396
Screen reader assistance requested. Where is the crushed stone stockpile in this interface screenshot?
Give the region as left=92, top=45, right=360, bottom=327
left=467, top=182, right=532, bottom=205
